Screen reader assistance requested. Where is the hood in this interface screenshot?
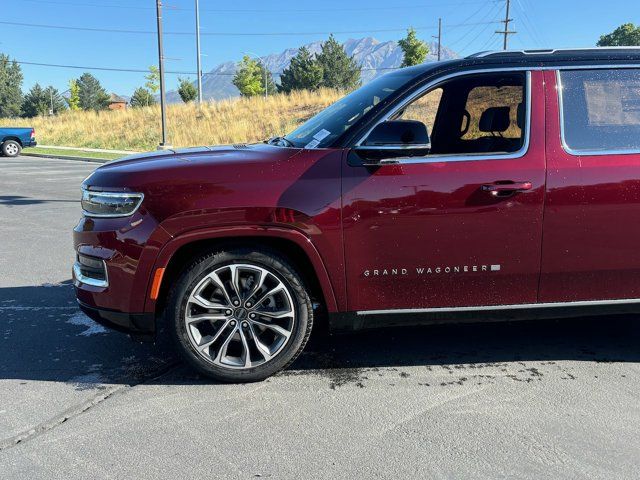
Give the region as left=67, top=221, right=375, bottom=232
left=101, top=143, right=301, bottom=170
left=83, top=143, right=303, bottom=190
left=81, top=142, right=343, bottom=231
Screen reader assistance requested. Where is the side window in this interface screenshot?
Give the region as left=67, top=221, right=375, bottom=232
left=392, top=72, right=527, bottom=156
left=559, top=69, right=640, bottom=153
left=461, top=85, right=524, bottom=141
left=396, top=88, right=443, bottom=137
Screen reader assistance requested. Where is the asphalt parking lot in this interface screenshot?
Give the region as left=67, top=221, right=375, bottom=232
left=1, top=155, right=639, bottom=479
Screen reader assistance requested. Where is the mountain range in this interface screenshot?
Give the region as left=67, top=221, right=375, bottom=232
left=165, top=37, right=457, bottom=102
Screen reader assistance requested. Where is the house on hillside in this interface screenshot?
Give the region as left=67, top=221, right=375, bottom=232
left=108, top=93, right=128, bottom=110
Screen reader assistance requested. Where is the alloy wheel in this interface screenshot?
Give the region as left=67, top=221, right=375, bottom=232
left=184, top=263, right=296, bottom=369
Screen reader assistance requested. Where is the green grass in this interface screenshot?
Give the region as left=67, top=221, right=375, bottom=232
left=24, top=147, right=124, bottom=161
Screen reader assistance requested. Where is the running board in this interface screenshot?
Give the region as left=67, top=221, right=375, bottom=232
left=328, top=298, right=640, bottom=332
left=357, top=298, right=640, bottom=316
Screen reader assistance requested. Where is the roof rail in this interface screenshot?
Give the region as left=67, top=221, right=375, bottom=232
left=467, top=47, right=640, bottom=59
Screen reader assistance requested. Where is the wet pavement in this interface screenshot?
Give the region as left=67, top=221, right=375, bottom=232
left=1, top=157, right=639, bottom=479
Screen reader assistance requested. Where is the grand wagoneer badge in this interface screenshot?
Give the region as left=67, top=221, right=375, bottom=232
left=363, top=265, right=501, bottom=277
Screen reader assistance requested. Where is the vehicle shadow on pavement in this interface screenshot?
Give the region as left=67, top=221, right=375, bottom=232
left=1, top=282, right=639, bottom=386
left=295, top=315, right=640, bottom=371
left=0, top=195, right=78, bottom=206
left=0, top=282, right=178, bottom=388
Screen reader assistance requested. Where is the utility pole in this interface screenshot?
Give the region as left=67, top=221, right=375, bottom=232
left=431, top=18, right=442, bottom=61
left=495, top=0, right=516, bottom=50
left=195, top=0, right=203, bottom=104
left=155, top=0, right=170, bottom=149
left=264, top=65, right=268, bottom=99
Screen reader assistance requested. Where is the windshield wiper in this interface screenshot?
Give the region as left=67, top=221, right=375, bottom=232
left=266, top=136, right=295, bottom=147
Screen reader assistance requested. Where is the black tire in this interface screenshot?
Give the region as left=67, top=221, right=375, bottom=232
left=165, top=247, right=313, bottom=383
left=1, top=140, right=22, bottom=158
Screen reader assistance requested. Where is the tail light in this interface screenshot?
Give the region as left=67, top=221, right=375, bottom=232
left=30, top=128, right=35, bottom=139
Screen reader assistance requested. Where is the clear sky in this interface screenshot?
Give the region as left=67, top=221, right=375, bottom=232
left=1, top=0, right=637, bottom=96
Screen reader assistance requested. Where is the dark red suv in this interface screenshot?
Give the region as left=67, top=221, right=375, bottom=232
left=74, top=48, right=640, bottom=382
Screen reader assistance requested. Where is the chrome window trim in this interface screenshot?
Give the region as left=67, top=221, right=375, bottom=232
left=356, top=144, right=431, bottom=150
left=81, top=188, right=145, bottom=218
left=73, top=261, right=109, bottom=288
left=557, top=67, right=640, bottom=157
left=354, top=68, right=532, bottom=165
left=357, top=297, right=640, bottom=316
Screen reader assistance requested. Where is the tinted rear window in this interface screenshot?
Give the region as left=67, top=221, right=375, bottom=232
left=559, top=69, right=640, bottom=153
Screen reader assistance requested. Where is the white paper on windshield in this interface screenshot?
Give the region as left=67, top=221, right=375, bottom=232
left=312, top=129, right=331, bottom=141
left=304, top=139, right=321, bottom=149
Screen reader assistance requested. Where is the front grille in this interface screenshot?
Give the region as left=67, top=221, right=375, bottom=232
left=75, top=253, right=107, bottom=283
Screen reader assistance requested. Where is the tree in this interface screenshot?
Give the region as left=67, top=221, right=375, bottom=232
left=177, top=77, right=197, bottom=103
left=399, top=28, right=429, bottom=67
left=0, top=53, right=24, bottom=117
left=77, top=72, right=110, bottom=111
left=67, top=79, right=80, bottom=111
left=22, top=84, right=66, bottom=117
left=21, top=83, right=48, bottom=117
left=316, top=35, right=361, bottom=90
left=597, top=23, right=640, bottom=46
left=232, top=55, right=276, bottom=97
left=130, top=87, right=156, bottom=108
left=278, top=47, right=323, bottom=93
left=145, top=65, right=160, bottom=94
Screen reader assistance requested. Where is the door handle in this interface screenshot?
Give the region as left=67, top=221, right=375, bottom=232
left=482, top=181, right=533, bottom=196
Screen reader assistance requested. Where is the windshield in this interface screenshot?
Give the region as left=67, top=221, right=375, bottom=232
left=284, top=71, right=415, bottom=149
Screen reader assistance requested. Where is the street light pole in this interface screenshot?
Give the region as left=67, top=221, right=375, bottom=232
left=437, top=17, right=442, bottom=61
left=155, top=0, right=170, bottom=148
left=195, top=0, right=203, bottom=104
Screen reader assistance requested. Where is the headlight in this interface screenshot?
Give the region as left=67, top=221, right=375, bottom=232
left=81, top=188, right=144, bottom=217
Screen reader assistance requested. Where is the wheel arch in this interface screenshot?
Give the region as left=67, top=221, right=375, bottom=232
left=146, top=226, right=338, bottom=318
left=1, top=136, right=23, bottom=147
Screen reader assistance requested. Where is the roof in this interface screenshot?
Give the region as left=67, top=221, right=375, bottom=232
left=400, top=47, right=640, bottom=80
left=109, top=93, right=127, bottom=103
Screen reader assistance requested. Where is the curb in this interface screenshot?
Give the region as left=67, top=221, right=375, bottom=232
left=22, top=152, right=111, bottom=164
left=37, top=144, right=138, bottom=155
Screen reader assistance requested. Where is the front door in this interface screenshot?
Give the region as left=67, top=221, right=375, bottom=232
left=342, top=70, right=546, bottom=313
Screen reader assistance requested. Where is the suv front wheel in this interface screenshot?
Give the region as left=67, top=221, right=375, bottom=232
left=166, top=247, right=313, bottom=382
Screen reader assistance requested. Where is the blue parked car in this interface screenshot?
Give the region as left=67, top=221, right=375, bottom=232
left=0, top=127, right=37, bottom=157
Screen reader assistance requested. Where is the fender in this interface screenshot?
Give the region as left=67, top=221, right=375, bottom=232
left=143, top=224, right=339, bottom=314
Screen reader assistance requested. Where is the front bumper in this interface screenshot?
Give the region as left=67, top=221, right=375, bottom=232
left=78, top=301, right=155, bottom=340
left=73, top=213, right=169, bottom=313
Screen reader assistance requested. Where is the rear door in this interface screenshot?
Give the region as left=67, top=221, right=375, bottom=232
left=540, top=67, right=640, bottom=302
left=342, top=70, right=547, bottom=313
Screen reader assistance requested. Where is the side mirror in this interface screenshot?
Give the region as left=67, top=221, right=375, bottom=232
left=354, top=120, right=431, bottom=164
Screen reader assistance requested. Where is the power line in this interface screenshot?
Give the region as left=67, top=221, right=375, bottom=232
left=12, top=59, right=403, bottom=76
left=514, top=0, right=544, bottom=47
left=19, top=0, right=499, bottom=14
left=447, top=0, right=502, bottom=49
left=0, top=19, right=501, bottom=37
left=452, top=0, right=503, bottom=53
